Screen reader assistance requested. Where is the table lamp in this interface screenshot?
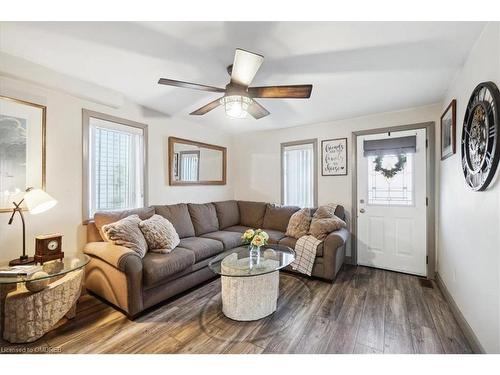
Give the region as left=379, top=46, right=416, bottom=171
left=7, top=187, right=58, bottom=266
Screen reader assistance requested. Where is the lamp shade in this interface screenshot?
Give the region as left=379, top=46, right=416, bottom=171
left=24, top=189, right=57, bottom=214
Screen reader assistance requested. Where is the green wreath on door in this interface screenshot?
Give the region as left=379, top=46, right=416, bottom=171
left=373, top=154, right=407, bottom=179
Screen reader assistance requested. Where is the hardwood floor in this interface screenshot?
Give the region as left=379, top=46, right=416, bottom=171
left=0, top=265, right=473, bottom=354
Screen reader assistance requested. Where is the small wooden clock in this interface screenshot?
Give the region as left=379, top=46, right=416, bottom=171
left=35, top=233, right=64, bottom=264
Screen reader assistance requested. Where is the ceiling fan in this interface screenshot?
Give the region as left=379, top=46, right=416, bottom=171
left=158, top=48, right=313, bottom=120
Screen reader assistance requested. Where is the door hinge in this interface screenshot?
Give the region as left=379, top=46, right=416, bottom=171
left=426, top=197, right=428, bottom=206
left=426, top=255, right=429, bottom=265
left=426, top=139, right=428, bottom=148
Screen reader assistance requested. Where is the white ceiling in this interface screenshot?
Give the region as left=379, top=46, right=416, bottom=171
left=0, top=22, right=486, bottom=133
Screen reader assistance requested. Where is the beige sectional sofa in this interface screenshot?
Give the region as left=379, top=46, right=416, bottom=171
left=84, top=200, right=349, bottom=318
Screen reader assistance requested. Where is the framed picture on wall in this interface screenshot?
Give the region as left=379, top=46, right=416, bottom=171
left=0, top=95, right=46, bottom=212
left=321, top=138, right=347, bottom=176
left=441, top=99, right=456, bottom=160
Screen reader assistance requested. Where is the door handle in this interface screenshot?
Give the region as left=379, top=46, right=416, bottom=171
left=359, top=208, right=366, bottom=213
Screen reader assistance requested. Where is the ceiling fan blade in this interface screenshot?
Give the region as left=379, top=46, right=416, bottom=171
left=248, top=84, right=313, bottom=98
left=190, top=97, right=223, bottom=115
left=158, top=78, right=225, bottom=93
left=247, top=100, right=270, bottom=119
left=230, top=48, right=264, bottom=87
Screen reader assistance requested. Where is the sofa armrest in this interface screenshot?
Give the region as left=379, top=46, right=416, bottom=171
left=83, top=242, right=142, bottom=273
left=319, top=227, right=350, bottom=281
left=324, top=227, right=349, bottom=251
left=83, top=242, right=144, bottom=317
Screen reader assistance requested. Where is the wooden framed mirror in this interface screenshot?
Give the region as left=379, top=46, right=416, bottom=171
left=168, top=137, right=226, bottom=185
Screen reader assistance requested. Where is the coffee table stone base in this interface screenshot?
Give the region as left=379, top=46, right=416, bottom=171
left=221, top=271, right=279, bottom=321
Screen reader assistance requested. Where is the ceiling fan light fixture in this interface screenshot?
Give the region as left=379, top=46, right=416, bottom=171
left=220, top=95, right=252, bottom=119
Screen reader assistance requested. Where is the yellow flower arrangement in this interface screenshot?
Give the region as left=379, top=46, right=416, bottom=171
left=241, top=228, right=269, bottom=247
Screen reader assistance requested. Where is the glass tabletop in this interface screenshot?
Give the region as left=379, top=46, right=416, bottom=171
left=208, top=244, right=295, bottom=277
left=0, top=254, right=90, bottom=285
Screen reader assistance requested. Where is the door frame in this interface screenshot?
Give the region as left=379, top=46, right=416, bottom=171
left=351, top=121, right=436, bottom=279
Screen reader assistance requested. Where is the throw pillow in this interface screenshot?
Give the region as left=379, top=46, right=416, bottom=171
left=139, top=214, right=180, bottom=253
left=101, top=214, right=148, bottom=257
left=309, top=216, right=346, bottom=241
left=313, top=203, right=338, bottom=219
left=285, top=208, right=312, bottom=239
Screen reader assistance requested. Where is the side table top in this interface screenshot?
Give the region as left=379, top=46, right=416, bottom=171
left=0, top=254, right=89, bottom=285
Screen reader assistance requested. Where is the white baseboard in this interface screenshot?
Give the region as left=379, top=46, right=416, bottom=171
left=435, top=272, right=485, bottom=354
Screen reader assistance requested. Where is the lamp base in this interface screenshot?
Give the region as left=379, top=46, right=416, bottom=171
left=9, top=256, right=35, bottom=266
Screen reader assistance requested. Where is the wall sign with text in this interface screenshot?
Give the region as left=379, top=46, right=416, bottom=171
left=321, top=138, right=347, bottom=176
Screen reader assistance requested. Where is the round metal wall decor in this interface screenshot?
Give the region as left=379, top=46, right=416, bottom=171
left=461, top=81, right=500, bottom=191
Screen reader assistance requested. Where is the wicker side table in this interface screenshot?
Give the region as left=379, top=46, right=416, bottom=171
left=0, top=255, right=89, bottom=343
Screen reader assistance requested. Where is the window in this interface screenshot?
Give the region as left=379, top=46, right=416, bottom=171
left=367, top=153, right=413, bottom=206
left=179, top=151, right=200, bottom=181
left=83, top=110, right=147, bottom=221
left=281, top=140, right=317, bottom=208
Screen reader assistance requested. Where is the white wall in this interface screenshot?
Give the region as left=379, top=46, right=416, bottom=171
left=0, top=75, right=233, bottom=262
left=437, top=22, right=500, bottom=353
left=232, top=104, right=441, bottom=256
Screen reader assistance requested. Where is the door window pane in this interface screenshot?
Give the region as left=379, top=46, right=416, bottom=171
left=368, top=153, right=413, bottom=206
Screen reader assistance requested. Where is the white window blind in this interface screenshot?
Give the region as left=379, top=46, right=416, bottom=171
left=282, top=141, right=316, bottom=208
left=88, top=117, right=145, bottom=218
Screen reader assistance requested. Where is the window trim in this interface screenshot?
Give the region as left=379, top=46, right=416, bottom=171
left=82, top=109, right=148, bottom=223
left=280, top=138, right=318, bottom=208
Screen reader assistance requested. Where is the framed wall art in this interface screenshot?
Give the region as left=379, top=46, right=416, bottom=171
left=0, top=95, right=46, bottom=212
left=321, top=138, right=347, bottom=176
left=441, top=99, right=456, bottom=160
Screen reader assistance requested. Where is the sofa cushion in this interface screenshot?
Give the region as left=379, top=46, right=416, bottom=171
left=101, top=214, right=148, bottom=258
left=142, top=248, right=196, bottom=287
left=263, top=204, right=300, bottom=232
left=213, top=200, right=240, bottom=229
left=154, top=204, right=195, bottom=238
left=334, top=205, right=345, bottom=221
left=286, top=208, right=312, bottom=239
left=139, top=214, right=180, bottom=253
left=265, top=229, right=286, bottom=244
left=188, top=203, right=219, bottom=236
left=94, top=207, right=155, bottom=239
left=224, top=225, right=251, bottom=234
left=237, top=201, right=267, bottom=228
left=278, top=235, right=324, bottom=256
left=201, top=231, right=243, bottom=250
left=178, top=237, right=224, bottom=262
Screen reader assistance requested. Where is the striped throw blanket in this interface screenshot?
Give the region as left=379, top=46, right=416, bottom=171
left=291, top=235, right=322, bottom=276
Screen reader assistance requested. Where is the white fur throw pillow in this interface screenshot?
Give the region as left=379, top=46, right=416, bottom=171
left=139, top=214, right=180, bottom=253
left=285, top=208, right=312, bottom=239
left=101, top=214, right=148, bottom=258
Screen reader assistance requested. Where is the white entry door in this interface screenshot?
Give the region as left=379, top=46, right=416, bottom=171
left=356, top=129, right=427, bottom=276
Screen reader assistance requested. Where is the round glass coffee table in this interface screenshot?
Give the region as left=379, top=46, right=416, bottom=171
left=0, top=254, right=89, bottom=343
left=208, top=244, right=295, bottom=321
